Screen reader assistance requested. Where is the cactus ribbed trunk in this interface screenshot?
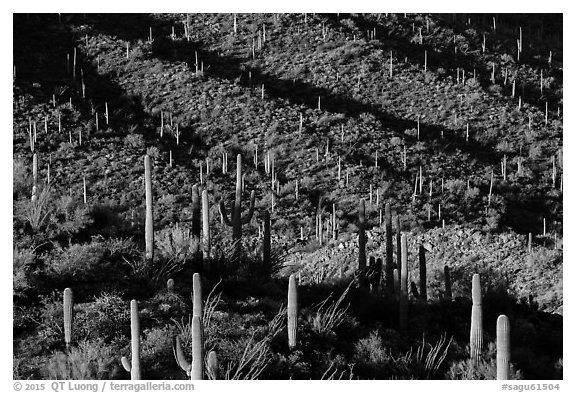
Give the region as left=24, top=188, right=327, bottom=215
left=444, top=265, right=452, bottom=300
left=470, top=274, right=483, bottom=363
left=287, top=274, right=298, bottom=349
left=129, top=300, right=141, bottom=380
left=192, top=273, right=202, bottom=319
left=63, top=288, right=73, bottom=349
left=385, top=203, right=394, bottom=295
left=419, top=244, right=427, bottom=301
left=399, top=234, right=408, bottom=332
left=358, top=199, right=367, bottom=272
left=496, top=314, right=511, bottom=380
left=263, top=210, right=271, bottom=274
left=191, top=184, right=201, bottom=239
left=393, top=268, right=400, bottom=301
left=395, top=216, right=401, bottom=272
left=144, top=155, right=154, bottom=262
left=202, top=189, right=210, bottom=261
left=191, top=315, right=203, bottom=380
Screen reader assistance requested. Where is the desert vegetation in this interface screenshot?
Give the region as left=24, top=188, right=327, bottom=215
left=13, top=13, right=562, bottom=380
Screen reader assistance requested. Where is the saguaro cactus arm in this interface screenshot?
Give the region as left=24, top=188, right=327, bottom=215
left=241, top=190, right=256, bottom=224
left=173, top=336, right=192, bottom=375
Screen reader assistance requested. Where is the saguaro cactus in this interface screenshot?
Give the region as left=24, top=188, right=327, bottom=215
left=121, top=300, right=141, bottom=380
left=219, top=154, right=256, bottom=256
left=202, top=189, right=211, bottom=262
left=419, top=244, right=427, bottom=301
left=444, top=265, right=452, bottom=300
left=399, top=234, right=408, bottom=332
left=470, top=274, right=483, bottom=363
left=395, top=216, right=402, bottom=270
left=385, top=203, right=394, bottom=294
left=358, top=199, right=367, bottom=272
left=63, top=288, right=73, bottom=349
left=192, top=273, right=202, bottom=318
left=206, top=350, right=218, bottom=380
left=496, top=314, right=511, bottom=380
left=191, top=184, right=201, bottom=239
left=263, top=210, right=271, bottom=274
left=144, top=155, right=154, bottom=262
left=287, top=274, right=298, bottom=349
left=191, top=315, right=204, bottom=380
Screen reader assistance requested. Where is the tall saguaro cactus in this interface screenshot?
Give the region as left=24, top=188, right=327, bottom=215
left=219, top=154, right=256, bottom=256
left=191, top=184, right=201, bottom=239
left=419, top=244, right=427, bottom=301
left=63, top=288, right=73, bottom=349
left=399, top=234, right=408, bottom=332
left=263, top=210, right=271, bottom=274
left=192, top=273, right=202, bottom=318
left=496, top=314, right=511, bottom=380
left=395, top=216, right=402, bottom=270
left=121, top=300, right=141, bottom=380
left=202, top=189, right=211, bottom=262
left=191, top=315, right=204, bottom=380
left=287, top=274, right=298, bottom=349
left=144, top=155, right=154, bottom=262
left=470, top=274, right=483, bottom=363
left=358, top=199, right=367, bottom=272
left=384, top=203, right=394, bottom=294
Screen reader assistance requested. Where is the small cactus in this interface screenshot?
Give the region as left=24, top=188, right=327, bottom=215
left=192, top=273, right=202, bottom=319
left=63, top=288, right=73, bottom=349
left=121, top=300, right=141, bottom=380
left=470, top=274, right=483, bottom=363
left=144, top=155, right=154, bottom=262
left=496, top=314, right=511, bottom=380
left=206, top=350, right=218, bottom=380
left=287, top=274, right=298, bottom=349
left=167, top=278, right=175, bottom=292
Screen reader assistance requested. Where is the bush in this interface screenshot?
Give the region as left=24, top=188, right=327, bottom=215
left=14, top=246, right=36, bottom=298
left=43, top=338, right=120, bottom=379
left=43, top=239, right=108, bottom=281
left=124, top=133, right=145, bottom=149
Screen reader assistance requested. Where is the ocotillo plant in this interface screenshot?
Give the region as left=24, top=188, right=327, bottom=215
left=263, top=210, right=271, bottom=274
left=144, top=155, right=154, bottom=262
left=219, top=154, right=256, bottom=257
left=444, top=265, right=452, bottom=300
left=121, top=300, right=141, bottom=380
left=358, top=199, right=367, bottom=273
left=287, top=274, right=298, bottom=349
left=419, top=245, right=427, bottom=301
left=470, top=274, right=483, bottom=363
left=385, top=203, right=394, bottom=294
left=191, top=184, right=201, bottom=239
left=202, top=189, right=211, bottom=262
left=63, top=288, right=73, bottom=349
left=496, top=315, right=511, bottom=380
left=206, top=350, right=218, bottom=380
left=399, top=234, right=408, bottom=332
left=193, top=273, right=202, bottom=318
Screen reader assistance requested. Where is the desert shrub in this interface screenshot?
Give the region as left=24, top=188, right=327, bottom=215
left=124, top=133, right=145, bottom=149
left=309, top=282, right=351, bottom=338
left=155, top=223, right=200, bottom=263
left=42, top=338, right=120, bottom=379
left=146, top=146, right=160, bottom=160
left=46, top=194, right=92, bottom=241
left=446, top=343, right=522, bottom=380
left=13, top=157, right=31, bottom=198
left=140, top=325, right=178, bottom=377
left=74, top=292, right=130, bottom=342
left=14, top=183, right=53, bottom=232
left=13, top=246, right=36, bottom=299
left=43, top=239, right=108, bottom=281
